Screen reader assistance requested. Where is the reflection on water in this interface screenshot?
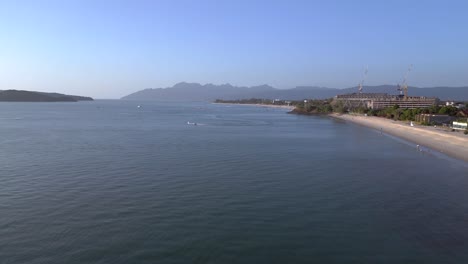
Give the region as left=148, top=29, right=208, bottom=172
left=0, top=101, right=467, bottom=264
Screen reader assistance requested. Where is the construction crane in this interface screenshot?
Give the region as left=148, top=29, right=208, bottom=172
left=397, top=64, right=413, bottom=99
left=358, top=66, right=368, bottom=94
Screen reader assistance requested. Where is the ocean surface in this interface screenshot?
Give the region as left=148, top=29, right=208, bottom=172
left=1, top=100, right=467, bottom=264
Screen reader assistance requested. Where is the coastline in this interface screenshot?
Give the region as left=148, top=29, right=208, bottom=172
left=213, top=102, right=295, bottom=110
left=330, top=113, right=468, bottom=163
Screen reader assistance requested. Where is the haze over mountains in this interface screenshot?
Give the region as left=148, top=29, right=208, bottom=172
left=122, top=82, right=468, bottom=101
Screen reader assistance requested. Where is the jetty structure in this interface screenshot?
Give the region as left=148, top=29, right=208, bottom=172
left=334, top=65, right=439, bottom=110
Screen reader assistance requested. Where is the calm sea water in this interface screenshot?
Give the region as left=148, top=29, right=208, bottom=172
left=1, top=100, right=467, bottom=264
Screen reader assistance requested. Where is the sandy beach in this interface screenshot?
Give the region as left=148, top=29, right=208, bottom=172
left=331, top=113, right=468, bottom=163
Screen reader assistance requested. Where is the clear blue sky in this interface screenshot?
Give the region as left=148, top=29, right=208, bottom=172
left=1, top=0, right=467, bottom=98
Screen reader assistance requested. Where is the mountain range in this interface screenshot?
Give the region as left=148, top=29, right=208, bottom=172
left=121, top=82, right=468, bottom=101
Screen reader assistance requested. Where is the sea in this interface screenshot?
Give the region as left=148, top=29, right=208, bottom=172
left=1, top=100, right=467, bottom=264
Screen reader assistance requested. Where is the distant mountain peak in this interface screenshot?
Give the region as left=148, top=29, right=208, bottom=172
left=121, top=83, right=468, bottom=101
left=172, top=82, right=202, bottom=89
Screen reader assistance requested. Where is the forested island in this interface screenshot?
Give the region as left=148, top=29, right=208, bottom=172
left=0, top=90, right=93, bottom=102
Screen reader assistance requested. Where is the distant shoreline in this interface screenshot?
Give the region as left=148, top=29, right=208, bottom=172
left=213, top=102, right=295, bottom=110
left=330, top=113, right=468, bottom=163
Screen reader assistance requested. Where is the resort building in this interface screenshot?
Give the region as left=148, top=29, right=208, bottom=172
left=334, top=93, right=439, bottom=110
left=446, top=101, right=466, bottom=109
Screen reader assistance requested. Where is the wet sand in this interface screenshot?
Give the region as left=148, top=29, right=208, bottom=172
left=331, top=113, right=468, bottom=163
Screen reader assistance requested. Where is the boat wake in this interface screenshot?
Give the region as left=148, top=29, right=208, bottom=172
left=187, top=121, right=204, bottom=126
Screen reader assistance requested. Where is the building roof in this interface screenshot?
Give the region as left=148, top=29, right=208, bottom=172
left=457, top=109, right=468, bottom=117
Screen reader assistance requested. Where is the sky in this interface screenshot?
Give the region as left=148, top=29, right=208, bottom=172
left=0, top=0, right=467, bottom=98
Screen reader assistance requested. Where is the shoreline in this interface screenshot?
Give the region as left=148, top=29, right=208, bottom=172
left=330, top=113, right=468, bottom=163
left=214, top=103, right=468, bottom=163
left=213, top=102, right=295, bottom=110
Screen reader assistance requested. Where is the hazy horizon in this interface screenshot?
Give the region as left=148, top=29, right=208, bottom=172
left=1, top=0, right=468, bottom=99
left=5, top=81, right=468, bottom=100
